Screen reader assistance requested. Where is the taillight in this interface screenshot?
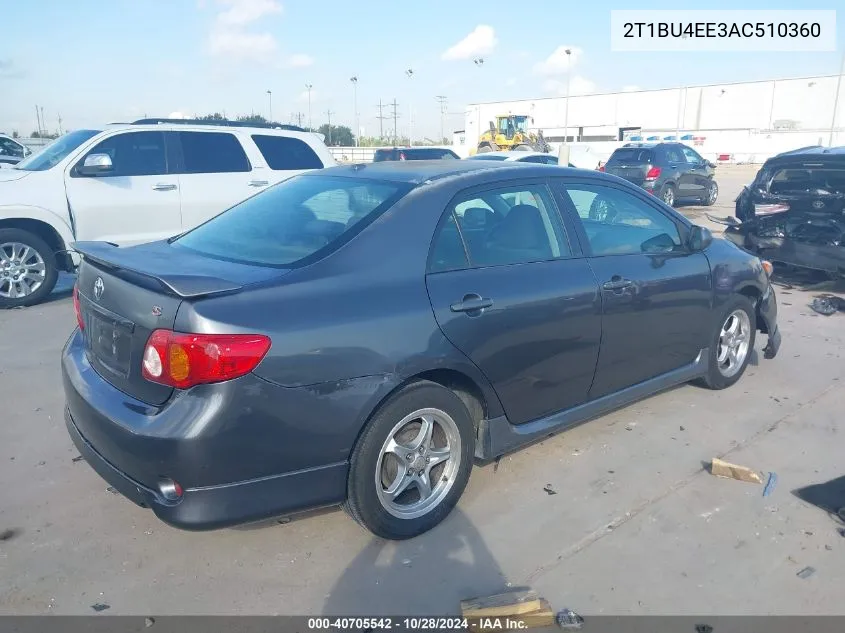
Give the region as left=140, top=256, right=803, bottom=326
left=754, top=203, right=790, bottom=216
left=645, top=166, right=662, bottom=180
left=141, top=329, right=271, bottom=389
left=761, top=260, right=774, bottom=277
left=73, top=285, right=85, bottom=331
left=598, top=165, right=606, bottom=172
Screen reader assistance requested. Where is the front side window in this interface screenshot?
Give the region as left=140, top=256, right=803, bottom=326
left=561, top=183, right=683, bottom=256
left=81, top=131, right=167, bottom=177
left=177, top=131, right=250, bottom=174
left=252, top=134, right=323, bottom=170
left=681, top=146, right=703, bottom=165
left=174, top=175, right=411, bottom=267
left=431, top=184, right=570, bottom=269
left=15, top=129, right=101, bottom=171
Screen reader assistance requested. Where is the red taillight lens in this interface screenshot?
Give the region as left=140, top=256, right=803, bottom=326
left=73, top=285, right=85, bottom=331
left=141, top=329, right=271, bottom=389
left=645, top=166, right=662, bottom=180
left=754, top=203, right=790, bottom=216
left=598, top=165, right=606, bottom=172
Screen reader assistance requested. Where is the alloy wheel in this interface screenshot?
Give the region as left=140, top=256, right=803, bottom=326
left=375, top=408, right=461, bottom=519
left=717, top=309, right=752, bottom=378
left=0, top=242, right=46, bottom=299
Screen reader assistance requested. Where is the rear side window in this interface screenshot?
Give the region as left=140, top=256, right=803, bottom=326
left=252, top=135, right=324, bottom=170
left=608, top=148, right=654, bottom=164
left=174, top=175, right=411, bottom=267
left=177, top=131, right=250, bottom=174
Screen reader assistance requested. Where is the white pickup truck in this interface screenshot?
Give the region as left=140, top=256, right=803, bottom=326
left=0, top=120, right=336, bottom=307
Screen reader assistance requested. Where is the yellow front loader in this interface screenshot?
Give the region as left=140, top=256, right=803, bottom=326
left=474, top=114, right=551, bottom=154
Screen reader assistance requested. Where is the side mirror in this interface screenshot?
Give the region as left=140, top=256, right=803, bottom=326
left=706, top=160, right=716, bottom=168
left=78, top=153, right=113, bottom=176
left=688, top=225, right=713, bottom=251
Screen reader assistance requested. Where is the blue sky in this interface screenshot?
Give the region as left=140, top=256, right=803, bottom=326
left=1, top=0, right=842, bottom=139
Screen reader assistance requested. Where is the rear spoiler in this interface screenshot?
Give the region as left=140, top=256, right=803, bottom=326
left=71, top=241, right=244, bottom=298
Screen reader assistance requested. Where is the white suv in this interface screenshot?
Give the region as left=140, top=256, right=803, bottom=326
left=0, top=119, right=336, bottom=307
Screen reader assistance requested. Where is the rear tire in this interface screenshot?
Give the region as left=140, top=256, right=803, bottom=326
left=0, top=228, right=58, bottom=309
left=514, top=144, right=534, bottom=152
left=698, top=295, right=756, bottom=390
left=659, top=183, right=676, bottom=207
left=343, top=381, right=475, bottom=540
left=703, top=181, right=719, bottom=206
left=477, top=143, right=497, bottom=153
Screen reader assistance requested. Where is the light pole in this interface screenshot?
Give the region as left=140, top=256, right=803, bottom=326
left=829, top=51, right=845, bottom=147
left=563, top=48, right=572, bottom=145
left=436, top=96, right=447, bottom=144
left=266, top=90, right=273, bottom=122
left=405, top=69, right=414, bottom=146
left=305, top=83, right=313, bottom=131
left=350, top=76, right=359, bottom=147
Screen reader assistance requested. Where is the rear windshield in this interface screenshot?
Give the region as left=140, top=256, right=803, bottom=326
left=608, top=148, right=654, bottom=164
left=373, top=149, right=395, bottom=161
left=765, top=163, right=845, bottom=195
left=173, top=175, right=411, bottom=267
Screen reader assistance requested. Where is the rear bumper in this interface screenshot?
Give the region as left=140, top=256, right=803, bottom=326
left=60, top=329, right=379, bottom=530
left=65, top=407, right=347, bottom=530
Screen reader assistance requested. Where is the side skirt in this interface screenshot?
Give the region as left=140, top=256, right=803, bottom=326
left=475, top=348, right=710, bottom=460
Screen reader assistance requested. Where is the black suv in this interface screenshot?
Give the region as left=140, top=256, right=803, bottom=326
left=373, top=147, right=460, bottom=161
left=602, top=142, right=718, bottom=207
left=728, top=146, right=845, bottom=275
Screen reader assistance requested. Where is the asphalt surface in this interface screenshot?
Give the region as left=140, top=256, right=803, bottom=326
left=1, top=165, right=844, bottom=617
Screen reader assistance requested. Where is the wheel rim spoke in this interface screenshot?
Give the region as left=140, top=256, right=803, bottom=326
left=408, top=414, right=434, bottom=452
left=414, top=472, right=432, bottom=500
left=385, top=465, right=412, bottom=501
left=427, top=447, right=450, bottom=469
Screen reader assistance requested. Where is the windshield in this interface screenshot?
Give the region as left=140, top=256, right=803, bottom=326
left=608, top=148, right=654, bottom=164
left=174, top=174, right=412, bottom=267
left=513, top=116, right=529, bottom=132
left=14, top=129, right=101, bottom=171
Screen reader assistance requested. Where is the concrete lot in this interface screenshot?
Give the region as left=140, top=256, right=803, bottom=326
left=1, top=165, right=844, bottom=617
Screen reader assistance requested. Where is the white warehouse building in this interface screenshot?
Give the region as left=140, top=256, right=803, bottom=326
left=462, top=74, right=845, bottom=163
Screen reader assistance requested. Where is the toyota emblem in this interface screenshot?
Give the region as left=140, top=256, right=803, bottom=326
left=93, top=277, right=105, bottom=301
left=812, top=200, right=825, bottom=209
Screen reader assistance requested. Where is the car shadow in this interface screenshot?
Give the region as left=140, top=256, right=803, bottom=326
left=322, top=508, right=514, bottom=616
left=792, top=475, right=845, bottom=532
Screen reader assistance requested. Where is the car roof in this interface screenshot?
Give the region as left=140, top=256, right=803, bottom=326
left=99, top=122, right=322, bottom=142
left=311, top=160, right=566, bottom=184
left=768, top=145, right=845, bottom=160
left=468, top=151, right=549, bottom=160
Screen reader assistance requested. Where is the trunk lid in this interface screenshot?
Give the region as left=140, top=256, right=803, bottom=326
left=74, top=240, right=286, bottom=405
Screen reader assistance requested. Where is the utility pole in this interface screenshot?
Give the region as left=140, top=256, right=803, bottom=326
left=305, top=83, right=313, bottom=131
left=326, top=109, right=334, bottom=145
left=390, top=98, right=399, bottom=145
left=829, top=51, right=845, bottom=147
left=57, top=114, right=63, bottom=136
left=405, top=69, right=414, bottom=146
left=563, top=48, right=572, bottom=145
left=435, top=95, right=448, bottom=144
left=350, top=76, right=359, bottom=147
left=40, top=107, right=46, bottom=136
left=34, top=105, right=42, bottom=137
left=376, top=99, right=387, bottom=141
left=267, top=90, right=273, bottom=122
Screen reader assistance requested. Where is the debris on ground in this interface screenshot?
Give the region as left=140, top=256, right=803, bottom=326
left=679, top=426, right=686, bottom=431
left=695, top=625, right=714, bottom=633
left=493, top=455, right=502, bottom=473
left=809, top=295, right=845, bottom=316
left=145, top=617, right=156, bottom=628
left=461, top=589, right=555, bottom=631
left=71, top=455, right=84, bottom=463
left=90, top=603, right=111, bottom=612
left=763, top=472, right=779, bottom=497
left=625, top=423, right=636, bottom=431
left=556, top=608, right=584, bottom=630
left=796, top=566, right=816, bottom=579
left=106, top=487, right=119, bottom=495
left=825, top=545, right=833, bottom=551
left=709, top=458, right=763, bottom=484
left=543, top=484, right=557, bottom=495
left=0, top=528, right=22, bottom=542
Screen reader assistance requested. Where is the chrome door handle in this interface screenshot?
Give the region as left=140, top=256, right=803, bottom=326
left=152, top=183, right=177, bottom=191
left=249, top=180, right=269, bottom=187
left=602, top=277, right=633, bottom=291
left=450, top=293, right=493, bottom=314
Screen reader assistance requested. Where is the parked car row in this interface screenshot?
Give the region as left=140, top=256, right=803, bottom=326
left=0, top=134, right=32, bottom=167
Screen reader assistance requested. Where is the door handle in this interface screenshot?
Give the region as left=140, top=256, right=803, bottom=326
left=152, top=183, right=177, bottom=191
left=450, top=293, right=493, bottom=314
left=602, top=277, right=633, bottom=291
left=249, top=180, right=269, bottom=187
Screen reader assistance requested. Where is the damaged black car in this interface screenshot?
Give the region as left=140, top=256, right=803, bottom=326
left=725, top=146, right=845, bottom=276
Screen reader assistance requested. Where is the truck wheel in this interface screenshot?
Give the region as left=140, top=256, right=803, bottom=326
left=514, top=144, right=534, bottom=152
left=0, top=228, right=59, bottom=309
left=477, top=143, right=497, bottom=153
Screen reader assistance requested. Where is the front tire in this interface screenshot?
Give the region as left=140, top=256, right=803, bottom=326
left=343, top=381, right=475, bottom=540
left=699, top=296, right=756, bottom=390
left=703, top=181, right=719, bottom=206
left=0, top=228, right=58, bottom=309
